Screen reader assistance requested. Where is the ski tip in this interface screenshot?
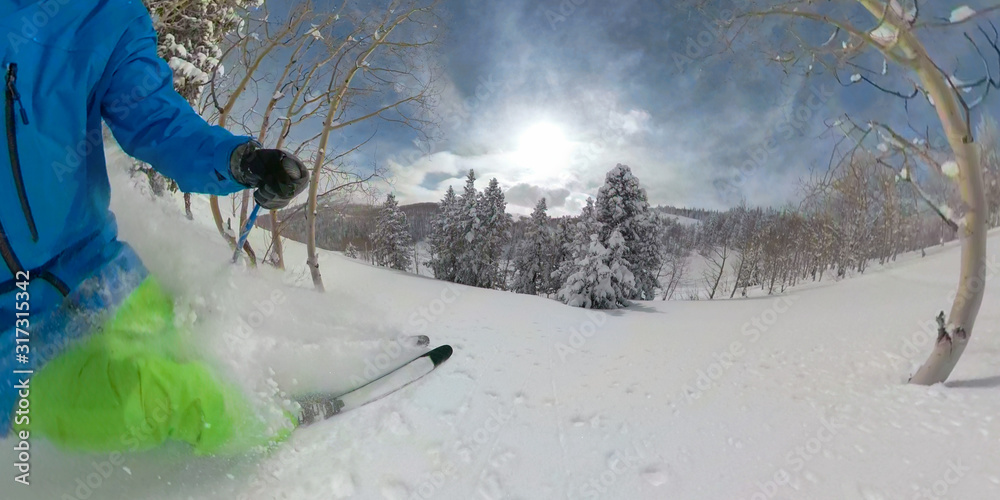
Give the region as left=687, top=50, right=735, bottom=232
left=425, top=344, right=453, bottom=366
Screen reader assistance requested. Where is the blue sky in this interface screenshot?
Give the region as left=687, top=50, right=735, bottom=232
left=354, top=0, right=1000, bottom=216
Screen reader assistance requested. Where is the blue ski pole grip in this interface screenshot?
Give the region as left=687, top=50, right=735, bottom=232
left=232, top=203, right=262, bottom=263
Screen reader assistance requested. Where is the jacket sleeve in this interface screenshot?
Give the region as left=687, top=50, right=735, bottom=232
left=99, top=9, right=249, bottom=196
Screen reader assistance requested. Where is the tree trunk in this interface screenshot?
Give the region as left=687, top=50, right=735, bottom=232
left=708, top=251, right=726, bottom=299
left=305, top=167, right=326, bottom=291
left=270, top=209, right=285, bottom=269
left=842, top=0, right=991, bottom=383
left=906, top=46, right=986, bottom=385
left=730, top=255, right=746, bottom=299
left=184, top=193, right=193, bottom=220
left=210, top=198, right=238, bottom=248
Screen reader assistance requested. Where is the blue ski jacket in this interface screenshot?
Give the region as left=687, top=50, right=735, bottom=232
left=0, top=0, right=251, bottom=433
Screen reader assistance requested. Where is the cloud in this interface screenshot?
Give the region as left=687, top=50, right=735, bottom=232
left=376, top=0, right=999, bottom=216
left=504, top=183, right=572, bottom=209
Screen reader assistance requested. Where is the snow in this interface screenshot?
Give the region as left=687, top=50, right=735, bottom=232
left=5, top=147, right=1000, bottom=499
left=940, top=204, right=955, bottom=221
left=942, top=160, right=960, bottom=178
left=163, top=34, right=189, bottom=58
left=949, top=74, right=974, bottom=93
left=167, top=57, right=211, bottom=86
left=821, top=30, right=837, bottom=47
left=950, top=6, right=977, bottom=23
left=869, top=24, right=898, bottom=45
left=889, top=0, right=913, bottom=21
left=307, top=25, right=324, bottom=40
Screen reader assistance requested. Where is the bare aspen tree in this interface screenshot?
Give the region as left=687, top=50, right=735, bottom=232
left=201, top=3, right=311, bottom=262
left=728, top=0, right=1000, bottom=383
left=298, top=0, right=440, bottom=291
left=699, top=212, right=735, bottom=299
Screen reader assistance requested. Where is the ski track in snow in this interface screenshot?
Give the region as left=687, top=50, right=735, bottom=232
left=549, top=353, right=572, bottom=492
left=4, top=149, right=1000, bottom=498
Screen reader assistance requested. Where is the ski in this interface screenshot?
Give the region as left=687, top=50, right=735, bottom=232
left=295, top=344, right=452, bottom=426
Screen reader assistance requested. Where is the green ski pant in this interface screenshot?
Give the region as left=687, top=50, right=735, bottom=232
left=15, top=277, right=290, bottom=455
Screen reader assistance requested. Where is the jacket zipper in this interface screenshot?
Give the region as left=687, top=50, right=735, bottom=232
left=38, top=270, right=70, bottom=295
left=0, top=64, right=68, bottom=297
left=6, top=63, right=38, bottom=242
left=1, top=63, right=66, bottom=296
left=0, top=268, right=70, bottom=296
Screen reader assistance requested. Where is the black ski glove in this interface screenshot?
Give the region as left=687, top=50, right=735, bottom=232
left=230, top=141, right=309, bottom=210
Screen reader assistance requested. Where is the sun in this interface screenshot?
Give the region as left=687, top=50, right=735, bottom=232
left=516, top=122, right=573, bottom=172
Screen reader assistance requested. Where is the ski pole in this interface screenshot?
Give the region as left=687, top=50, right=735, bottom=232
left=232, top=202, right=262, bottom=264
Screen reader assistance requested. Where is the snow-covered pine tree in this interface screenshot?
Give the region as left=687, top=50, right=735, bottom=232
left=345, top=242, right=359, bottom=259
left=556, top=229, right=635, bottom=309
left=428, top=186, right=460, bottom=281
left=554, top=197, right=636, bottom=308
left=146, top=0, right=254, bottom=102
left=548, top=216, right=576, bottom=293
left=138, top=0, right=256, bottom=208
left=475, top=178, right=513, bottom=289
left=512, top=198, right=555, bottom=295
left=553, top=197, right=600, bottom=290
left=595, top=164, right=662, bottom=300
left=372, top=194, right=414, bottom=271
left=453, top=170, right=482, bottom=287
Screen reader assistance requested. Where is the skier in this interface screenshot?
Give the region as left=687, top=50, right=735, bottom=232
left=1, top=0, right=308, bottom=454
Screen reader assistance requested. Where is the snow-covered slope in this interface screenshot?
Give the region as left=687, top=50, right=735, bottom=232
left=5, top=153, right=1000, bottom=499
